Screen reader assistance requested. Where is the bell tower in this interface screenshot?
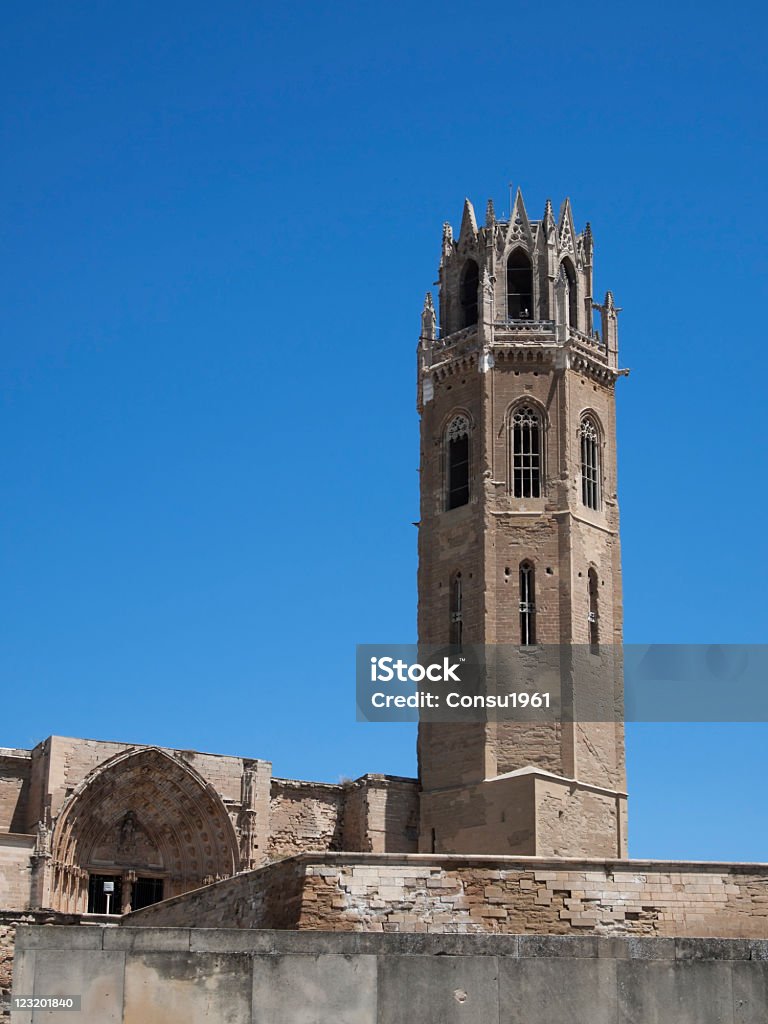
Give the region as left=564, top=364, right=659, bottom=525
left=416, top=190, right=628, bottom=858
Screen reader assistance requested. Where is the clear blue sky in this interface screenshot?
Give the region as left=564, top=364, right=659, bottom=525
left=1, top=1, right=766, bottom=861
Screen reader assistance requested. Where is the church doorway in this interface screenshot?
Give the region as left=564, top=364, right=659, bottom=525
left=87, top=873, right=122, bottom=914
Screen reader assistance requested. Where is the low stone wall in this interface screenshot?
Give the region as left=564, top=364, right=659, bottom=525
left=0, top=911, right=82, bottom=1021
left=125, top=853, right=768, bottom=938
left=12, top=925, right=768, bottom=1023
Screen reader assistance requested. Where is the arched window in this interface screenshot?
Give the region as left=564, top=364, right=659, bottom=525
left=511, top=405, right=542, bottom=498
left=446, top=415, right=470, bottom=510
left=561, top=258, right=578, bottom=328
left=507, top=249, right=533, bottom=319
left=460, top=259, right=479, bottom=328
left=588, top=568, right=599, bottom=649
left=579, top=416, right=601, bottom=510
left=519, top=562, right=536, bottom=646
left=450, top=572, right=463, bottom=649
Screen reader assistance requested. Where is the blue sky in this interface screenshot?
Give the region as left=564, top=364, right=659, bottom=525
left=1, top=1, right=766, bottom=861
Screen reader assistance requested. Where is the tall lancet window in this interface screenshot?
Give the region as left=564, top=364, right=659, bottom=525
left=460, top=259, right=479, bottom=328
left=519, top=562, right=536, bottom=646
left=579, top=416, right=601, bottom=510
left=450, top=572, right=463, bottom=649
left=561, top=258, right=578, bottom=328
left=446, top=415, right=470, bottom=510
left=507, top=249, right=533, bottom=319
left=512, top=405, right=542, bottom=498
left=588, top=568, right=599, bottom=649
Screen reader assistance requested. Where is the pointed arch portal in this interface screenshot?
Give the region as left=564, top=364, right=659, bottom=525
left=49, top=747, right=238, bottom=914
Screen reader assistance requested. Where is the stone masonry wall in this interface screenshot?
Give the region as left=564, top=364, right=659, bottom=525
left=125, top=853, right=768, bottom=939
left=0, top=839, right=35, bottom=913
left=0, top=753, right=31, bottom=836
left=268, top=780, right=345, bottom=860
left=0, top=911, right=81, bottom=1021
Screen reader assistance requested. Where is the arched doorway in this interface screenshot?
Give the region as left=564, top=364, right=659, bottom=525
left=49, top=747, right=238, bottom=914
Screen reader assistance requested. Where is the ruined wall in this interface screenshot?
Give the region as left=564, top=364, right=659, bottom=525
left=359, top=778, right=419, bottom=854
left=268, top=780, right=345, bottom=860
left=0, top=753, right=31, bottom=836
left=0, top=911, right=81, bottom=1021
left=0, top=839, right=35, bottom=913
left=268, top=776, right=419, bottom=860
left=125, top=852, right=768, bottom=940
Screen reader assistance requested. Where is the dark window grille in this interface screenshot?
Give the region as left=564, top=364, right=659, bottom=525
left=512, top=405, right=541, bottom=498
left=580, top=417, right=600, bottom=510
left=449, top=572, right=463, bottom=649
left=460, top=260, right=479, bottom=327
left=588, top=568, right=599, bottom=649
left=132, top=877, right=164, bottom=910
left=519, top=562, right=536, bottom=645
left=446, top=415, right=470, bottom=509
left=507, top=249, right=533, bottom=319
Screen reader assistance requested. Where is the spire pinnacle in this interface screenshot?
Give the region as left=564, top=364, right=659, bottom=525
left=485, top=198, right=495, bottom=228
left=557, top=197, right=575, bottom=254
left=458, top=198, right=478, bottom=244
left=421, top=291, right=436, bottom=340
left=542, top=198, right=556, bottom=238
left=506, top=187, right=533, bottom=245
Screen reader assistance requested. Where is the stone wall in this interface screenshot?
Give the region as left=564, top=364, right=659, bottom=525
left=268, top=781, right=345, bottom=860
left=0, top=911, right=81, bottom=1021
left=268, top=776, right=419, bottom=861
left=419, top=769, right=626, bottom=858
left=0, top=752, right=31, bottom=836
left=0, top=838, right=35, bottom=913
left=125, top=853, right=768, bottom=939
left=12, top=925, right=768, bottom=1024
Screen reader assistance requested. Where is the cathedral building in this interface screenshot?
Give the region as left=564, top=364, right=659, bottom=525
left=5, top=190, right=768, bottom=1021
left=0, top=190, right=624, bottom=925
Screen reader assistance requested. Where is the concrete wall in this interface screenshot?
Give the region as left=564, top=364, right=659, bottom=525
left=1, top=912, right=82, bottom=1021
left=123, top=852, right=768, bottom=939
left=12, top=925, right=768, bottom=1023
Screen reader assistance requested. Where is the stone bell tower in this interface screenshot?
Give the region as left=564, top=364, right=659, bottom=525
left=416, top=190, right=628, bottom=858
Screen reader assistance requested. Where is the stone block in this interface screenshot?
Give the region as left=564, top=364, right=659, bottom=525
left=519, top=934, right=598, bottom=958
left=500, top=956, right=617, bottom=1024
left=378, top=953, right=499, bottom=1024
left=15, top=925, right=104, bottom=950
left=103, top=928, right=190, bottom=952
left=252, top=954, right=376, bottom=1024
left=675, top=937, right=751, bottom=961
left=732, top=961, right=768, bottom=1023
left=617, top=960, right=735, bottom=1024
left=34, top=949, right=125, bottom=1022
left=123, top=951, right=252, bottom=1024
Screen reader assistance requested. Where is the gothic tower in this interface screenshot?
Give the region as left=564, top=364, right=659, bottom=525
left=416, top=190, right=628, bottom=857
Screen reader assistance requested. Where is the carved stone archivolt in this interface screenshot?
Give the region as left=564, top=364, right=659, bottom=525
left=48, top=747, right=238, bottom=912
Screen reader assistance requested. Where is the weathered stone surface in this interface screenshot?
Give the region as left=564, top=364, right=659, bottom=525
left=252, top=954, right=377, bottom=1024
left=378, top=954, right=499, bottom=1024
left=12, top=928, right=768, bottom=1024
left=124, top=951, right=252, bottom=1024
left=123, top=853, right=768, bottom=941
left=616, top=960, right=736, bottom=1024
left=500, top=956, right=617, bottom=1024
